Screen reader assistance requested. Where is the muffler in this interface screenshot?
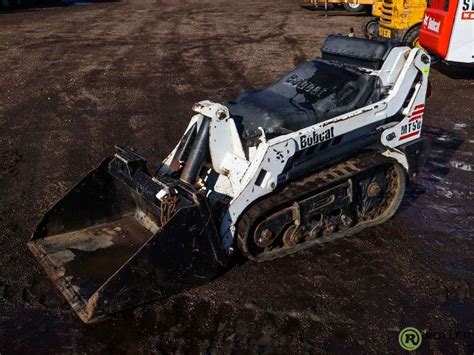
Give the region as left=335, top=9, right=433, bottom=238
left=28, top=147, right=227, bottom=323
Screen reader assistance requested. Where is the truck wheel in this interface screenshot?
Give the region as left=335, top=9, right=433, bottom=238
left=343, top=2, right=367, bottom=12
left=403, top=24, right=421, bottom=48
left=362, top=17, right=379, bottom=39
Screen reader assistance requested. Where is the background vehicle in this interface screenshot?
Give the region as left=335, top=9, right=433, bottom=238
left=361, top=0, right=383, bottom=37
left=419, top=0, right=474, bottom=63
left=363, top=0, right=426, bottom=46
left=303, top=0, right=373, bottom=13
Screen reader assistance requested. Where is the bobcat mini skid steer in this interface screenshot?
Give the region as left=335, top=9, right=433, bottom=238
left=28, top=35, right=431, bottom=323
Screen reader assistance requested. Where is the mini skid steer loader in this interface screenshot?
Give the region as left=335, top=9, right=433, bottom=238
left=28, top=35, right=431, bottom=323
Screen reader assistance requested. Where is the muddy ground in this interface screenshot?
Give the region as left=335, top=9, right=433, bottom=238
left=0, top=0, right=473, bottom=353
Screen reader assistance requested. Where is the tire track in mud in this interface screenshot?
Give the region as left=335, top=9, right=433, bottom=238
left=284, top=34, right=308, bottom=66
left=0, top=4, right=117, bottom=103
left=275, top=13, right=311, bottom=66
left=143, top=1, right=209, bottom=161
left=133, top=0, right=295, bottom=164
left=6, top=1, right=162, bottom=195
left=63, top=1, right=166, bottom=163
left=84, top=292, right=345, bottom=353
left=170, top=3, right=293, bottom=100
left=131, top=0, right=260, bottom=161
left=0, top=2, right=135, bottom=191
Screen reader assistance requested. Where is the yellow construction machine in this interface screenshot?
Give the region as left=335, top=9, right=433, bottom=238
left=362, top=0, right=426, bottom=46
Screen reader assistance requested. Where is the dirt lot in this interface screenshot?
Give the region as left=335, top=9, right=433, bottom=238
left=0, top=0, right=473, bottom=353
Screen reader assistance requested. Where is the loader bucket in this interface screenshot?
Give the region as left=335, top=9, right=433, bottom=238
left=28, top=148, right=227, bottom=323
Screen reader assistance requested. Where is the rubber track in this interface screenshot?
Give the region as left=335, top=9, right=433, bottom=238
left=236, top=152, right=400, bottom=262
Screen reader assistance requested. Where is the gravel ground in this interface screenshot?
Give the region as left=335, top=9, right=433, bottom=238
left=0, top=0, right=473, bottom=353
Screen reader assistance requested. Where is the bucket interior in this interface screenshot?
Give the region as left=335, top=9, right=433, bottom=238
left=29, top=211, right=157, bottom=301
left=28, top=163, right=160, bottom=305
